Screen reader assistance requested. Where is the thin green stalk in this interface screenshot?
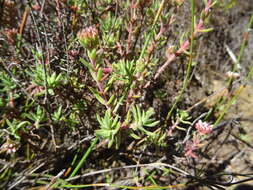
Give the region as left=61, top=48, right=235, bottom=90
left=228, top=13, right=253, bottom=87
left=166, top=0, right=196, bottom=120
left=138, top=0, right=166, bottom=60
left=215, top=13, right=253, bottom=126
left=214, top=85, right=244, bottom=126
left=237, top=13, right=253, bottom=63
left=246, top=61, right=253, bottom=81
left=68, top=137, right=98, bottom=178
left=215, top=60, right=253, bottom=126
left=62, top=182, right=188, bottom=189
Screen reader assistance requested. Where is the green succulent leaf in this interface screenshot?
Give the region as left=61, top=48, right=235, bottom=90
left=80, top=58, right=93, bottom=70
left=6, top=119, right=31, bottom=141
left=198, top=28, right=214, bottom=33
left=107, top=95, right=115, bottom=105
left=96, top=129, right=110, bottom=138
left=130, top=106, right=159, bottom=136
left=89, top=87, right=106, bottom=105
left=97, top=68, right=103, bottom=81
left=95, top=110, right=121, bottom=148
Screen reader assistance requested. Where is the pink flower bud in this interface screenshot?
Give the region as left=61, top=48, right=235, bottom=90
left=196, top=19, right=204, bottom=32
left=176, top=40, right=190, bottom=55
left=195, top=120, right=213, bottom=135
left=205, top=0, right=212, bottom=14
left=185, top=137, right=200, bottom=158
left=102, top=67, right=112, bottom=74
left=77, top=26, right=99, bottom=49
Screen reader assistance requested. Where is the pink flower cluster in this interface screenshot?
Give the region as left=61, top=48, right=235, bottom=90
left=1, top=143, right=17, bottom=154
left=77, top=26, right=99, bottom=49
left=77, top=26, right=98, bottom=40
left=185, top=137, right=200, bottom=159
left=185, top=120, right=213, bottom=158
left=195, top=120, right=213, bottom=135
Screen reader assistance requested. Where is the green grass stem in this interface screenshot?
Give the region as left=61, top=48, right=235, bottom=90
left=215, top=13, right=253, bottom=126
left=166, top=0, right=196, bottom=120
left=68, top=137, right=99, bottom=178
left=138, top=0, right=166, bottom=60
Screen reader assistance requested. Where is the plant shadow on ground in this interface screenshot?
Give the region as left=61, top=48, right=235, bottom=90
left=0, top=0, right=253, bottom=189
